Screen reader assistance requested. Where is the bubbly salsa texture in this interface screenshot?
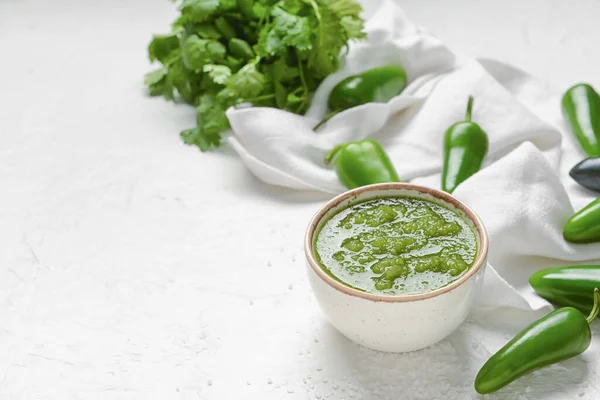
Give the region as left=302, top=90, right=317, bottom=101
left=314, top=197, right=478, bottom=295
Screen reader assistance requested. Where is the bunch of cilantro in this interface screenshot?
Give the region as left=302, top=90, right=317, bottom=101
left=145, top=0, right=366, bottom=151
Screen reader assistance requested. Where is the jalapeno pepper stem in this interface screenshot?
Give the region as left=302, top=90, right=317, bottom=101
left=586, top=288, right=600, bottom=324
left=324, top=143, right=344, bottom=164
left=465, top=95, right=474, bottom=122
left=314, top=110, right=341, bottom=131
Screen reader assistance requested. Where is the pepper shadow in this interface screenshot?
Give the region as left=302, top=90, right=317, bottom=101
left=304, top=320, right=593, bottom=400
left=305, top=323, right=481, bottom=400
left=482, top=356, right=590, bottom=400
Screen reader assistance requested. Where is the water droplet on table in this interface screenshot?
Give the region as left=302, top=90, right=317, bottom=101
left=267, top=378, right=273, bottom=384
left=207, top=380, right=212, bottom=386
left=298, top=351, right=304, bottom=355
left=288, top=284, right=293, bottom=290
left=316, top=367, right=322, bottom=372
left=287, top=389, right=294, bottom=394
left=247, top=381, right=251, bottom=386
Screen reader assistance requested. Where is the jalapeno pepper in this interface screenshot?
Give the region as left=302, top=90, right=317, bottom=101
left=563, top=197, right=600, bottom=243
left=562, top=83, right=600, bottom=157
left=570, top=157, right=600, bottom=192
left=441, top=96, right=489, bottom=193
left=530, top=265, right=600, bottom=313
left=324, top=139, right=400, bottom=189
left=314, top=66, right=407, bottom=130
left=474, top=288, right=600, bottom=395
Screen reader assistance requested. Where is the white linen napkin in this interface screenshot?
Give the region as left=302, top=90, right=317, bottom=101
left=227, top=0, right=600, bottom=397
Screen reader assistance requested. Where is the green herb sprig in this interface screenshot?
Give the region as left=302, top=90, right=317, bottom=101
left=145, top=0, right=366, bottom=151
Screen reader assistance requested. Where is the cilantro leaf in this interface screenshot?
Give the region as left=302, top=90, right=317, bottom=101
left=218, top=0, right=237, bottom=12
left=340, top=15, right=366, bottom=40
left=281, top=0, right=304, bottom=14
left=148, top=34, right=180, bottom=64
left=168, top=59, right=201, bottom=103
left=287, top=92, right=303, bottom=106
left=255, top=24, right=285, bottom=57
left=266, top=59, right=300, bottom=109
left=181, top=35, right=226, bottom=71
left=326, top=0, right=363, bottom=19
left=180, top=0, right=220, bottom=22
left=146, top=0, right=366, bottom=151
left=181, top=94, right=230, bottom=151
left=274, top=81, right=287, bottom=108
left=273, top=59, right=299, bottom=83
left=270, top=7, right=312, bottom=51
left=144, top=68, right=169, bottom=96
left=307, top=4, right=347, bottom=78
left=181, top=126, right=222, bottom=151
left=226, top=63, right=265, bottom=98
left=195, top=24, right=222, bottom=39
left=145, top=68, right=167, bottom=87
left=224, top=56, right=244, bottom=72
left=203, top=64, right=232, bottom=84
left=322, top=0, right=365, bottom=40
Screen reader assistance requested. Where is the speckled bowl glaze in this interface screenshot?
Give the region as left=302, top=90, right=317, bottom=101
left=304, top=183, right=489, bottom=353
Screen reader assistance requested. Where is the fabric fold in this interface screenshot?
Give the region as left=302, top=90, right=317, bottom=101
left=226, top=0, right=600, bottom=327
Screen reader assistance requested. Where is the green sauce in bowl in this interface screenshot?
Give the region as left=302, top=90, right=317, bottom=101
left=314, top=197, right=478, bottom=295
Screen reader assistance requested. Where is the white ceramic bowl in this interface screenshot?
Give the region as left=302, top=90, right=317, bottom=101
left=304, top=183, right=489, bottom=353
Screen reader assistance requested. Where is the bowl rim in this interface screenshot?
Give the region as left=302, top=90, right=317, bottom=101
left=304, top=182, right=489, bottom=303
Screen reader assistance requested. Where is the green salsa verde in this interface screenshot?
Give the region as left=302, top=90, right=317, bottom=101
left=314, top=197, right=478, bottom=295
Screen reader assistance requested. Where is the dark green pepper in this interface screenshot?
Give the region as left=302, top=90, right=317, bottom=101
left=325, top=139, right=400, bottom=189
left=570, top=157, right=600, bottom=192
left=474, top=288, right=600, bottom=394
left=562, top=83, right=600, bottom=157
left=314, top=66, right=407, bottom=130
left=441, top=96, right=489, bottom=193
left=563, top=197, right=600, bottom=243
left=530, top=265, right=600, bottom=313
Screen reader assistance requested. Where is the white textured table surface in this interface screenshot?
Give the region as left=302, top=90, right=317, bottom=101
left=2, top=1, right=600, bottom=399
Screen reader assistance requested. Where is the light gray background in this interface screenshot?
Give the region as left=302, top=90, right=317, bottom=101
left=1, top=0, right=599, bottom=399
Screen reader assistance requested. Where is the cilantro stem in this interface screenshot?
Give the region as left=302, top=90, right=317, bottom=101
left=307, top=0, right=321, bottom=23
left=224, top=12, right=245, bottom=21
left=307, top=0, right=323, bottom=47
left=295, top=51, right=309, bottom=114
left=248, top=94, right=276, bottom=103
